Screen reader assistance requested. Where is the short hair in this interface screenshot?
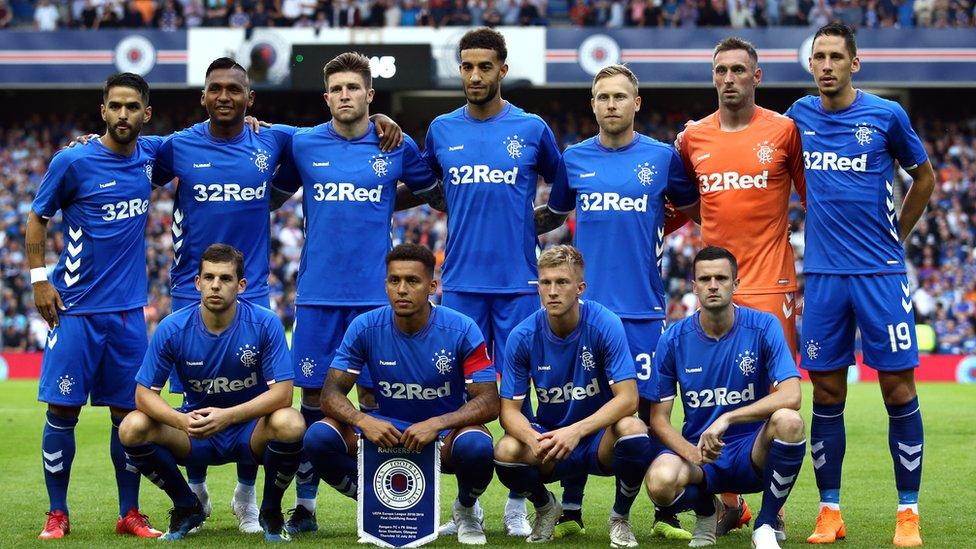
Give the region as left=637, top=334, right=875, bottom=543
left=538, top=245, right=585, bottom=276
left=458, top=27, right=507, bottom=63
left=205, top=57, right=248, bottom=82
left=813, top=22, right=857, bottom=58
left=713, top=36, right=759, bottom=66
left=693, top=246, right=738, bottom=279
left=592, top=64, right=639, bottom=94
left=103, top=72, right=149, bottom=105
left=199, top=243, right=245, bottom=280
left=385, top=243, right=435, bottom=277
left=323, top=51, right=372, bottom=90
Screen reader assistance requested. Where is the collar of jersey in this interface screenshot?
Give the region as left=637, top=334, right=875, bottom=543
left=542, top=301, right=585, bottom=344
left=201, top=122, right=248, bottom=145
left=592, top=132, right=640, bottom=153
left=195, top=300, right=242, bottom=338
left=692, top=306, right=739, bottom=343
left=390, top=302, right=437, bottom=339
left=816, top=89, right=864, bottom=116
left=325, top=121, right=375, bottom=142
left=89, top=137, right=139, bottom=159
left=461, top=101, right=512, bottom=123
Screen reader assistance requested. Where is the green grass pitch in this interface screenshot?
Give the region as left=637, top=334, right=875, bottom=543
left=1, top=381, right=973, bottom=547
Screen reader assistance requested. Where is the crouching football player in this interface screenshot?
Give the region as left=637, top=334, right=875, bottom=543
left=643, top=246, right=805, bottom=549
left=494, top=245, right=652, bottom=547
left=119, top=244, right=305, bottom=541
left=303, top=243, right=500, bottom=545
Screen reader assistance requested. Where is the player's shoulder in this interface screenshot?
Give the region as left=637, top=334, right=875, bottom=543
left=349, top=305, right=394, bottom=333
left=662, top=314, right=698, bottom=344
left=682, top=112, right=718, bottom=137
left=785, top=94, right=820, bottom=118
left=735, top=305, right=779, bottom=331
left=238, top=300, right=280, bottom=326
left=48, top=141, right=94, bottom=169
left=155, top=305, right=198, bottom=337
left=755, top=106, right=796, bottom=127
left=857, top=91, right=911, bottom=122
left=401, top=133, right=422, bottom=152
left=503, top=104, right=553, bottom=134
left=563, top=135, right=599, bottom=157
left=429, top=105, right=468, bottom=128
left=580, top=300, right=618, bottom=325
left=634, top=132, right=676, bottom=153
left=510, top=308, right=547, bottom=342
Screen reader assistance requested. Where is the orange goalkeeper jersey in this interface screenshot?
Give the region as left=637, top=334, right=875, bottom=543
left=679, top=107, right=806, bottom=294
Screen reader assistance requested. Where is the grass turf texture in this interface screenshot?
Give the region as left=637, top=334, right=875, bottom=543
left=1, top=381, right=972, bottom=548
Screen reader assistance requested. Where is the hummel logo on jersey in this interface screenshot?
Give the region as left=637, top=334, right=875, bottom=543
left=447, top=165, right=518, bottom=185
left=696, top=153, right=711, bottom=161
left=193, top=163, right=211, bottom=168
left=579, top=172, right=596, bottom=179
left=186, top=361, right=203, bottom=367
left=193, top=182, right=267, bottom=202
left=312, top=161, right=330, bottom=167
left=99, top=180, right=116, bottom=189
left=312, top=182, right=383, bottom=203
left=379, top=360, right=397, bottom=366
left=535, top=377, right=601, bottom=404
left=448, top=145, right=465, bottom=152
left=684, top=367, right=702, bottom=374
left=803, top=151, right=867, bottom=172
left=537, top=365, right=552, bottom=371
left=378, top=380, right=451, bottom=400
left=803, top=131, right=816, bottom=136
left=187, top=372, right=258, bottom=394
left=580, top=192, right=648, bottom=212
left=698, top=171, right=769, bottom=193
left=685, top=383, right=755, bottom=408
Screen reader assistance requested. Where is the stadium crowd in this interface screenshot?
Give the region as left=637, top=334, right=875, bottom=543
left=1, top=105, right=974, bottom=353
left=0, top=0, right=971, bottom=30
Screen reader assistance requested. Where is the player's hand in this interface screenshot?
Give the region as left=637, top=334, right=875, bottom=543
left=400, top=419, right=440, bottom=451
left=33, top=280, right=65, bottom=329
left=244, top=115, right=271, bottom=133
left=359, top=415, right=402, bottom=448
left=698, top=416, right=729, bottom=462
left=672, top=120, right=693, bottom=149
left=187, top=407, right=234, bottom=439
left=65, top=133, right=98, bottom=148
left=536, top=425, right=582, bottom=464
left=370, top=113, right=404, bottom=152
left=682, top=445, right=707, bottom=466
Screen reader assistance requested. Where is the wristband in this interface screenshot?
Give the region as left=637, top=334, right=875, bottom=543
left=30, top=267, right=48, bottom=284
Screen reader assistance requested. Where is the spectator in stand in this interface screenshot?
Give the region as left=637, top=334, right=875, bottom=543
left=202, top=0, right=228, bottom=25
left=481, top=0, right=503, bottom=23
left=33, top=0, right=60, bottom=30
left=400, top=0, right=420, bottom=24
left=385, top=0, right=401, bottom=25
left=0, top=0, right=14, bottom=28
left=807, top=0, right=831, bottom=25
left=445, top=0, right=472, bottom=24
left=517, top=0, right=542, bottom=24
left=698, top=0, right=731, bottom=24
left=229, top=2, right=250, bottom=26
left=569, top=0, right=589, bottom=25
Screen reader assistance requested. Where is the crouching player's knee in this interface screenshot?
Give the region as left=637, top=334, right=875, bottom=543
left=118, top=410, right=156, bottom=446
left=267, top=407, right=306, bottom=443
left=768, top=408, right=805, bottom=443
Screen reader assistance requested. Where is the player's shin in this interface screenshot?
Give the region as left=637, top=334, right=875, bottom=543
left=110, top=414, right=140, bottom=516
left=887, top=396, right=923, bottom=512
left=123, top=443, right=198, bottom=508
left=612, top=434, right=653, bottom=518
left=303, top=422, right=358, bottom=498
left=757, top=439, right=805, bottom=531
left=494, top=461, right=551, bottom=508
left=42, top=411, right=78, bottom=514
left=811, top=402, right=846, bottom=507
left=295, top=404, right=326, bottom=511
left=261, top=440, right=303, bottom=511
left=451, top=431, right=494, bottom=507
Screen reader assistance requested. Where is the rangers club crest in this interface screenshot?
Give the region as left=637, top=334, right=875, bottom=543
left=503, top=135, right=525, bottom=159
left=754, top=140, right=776, bottom=165
left=431, top=349, right=454, bottom=375
left=370, top=154, right=389, bottom=177
left=144, top=161, right=153, bottom=182
left=805, top=340, right=821, bottom=361
left=58, top=375, right=75, bottom=396
left=300, top=357, right=316, bottom=378
left=580, top=346, right=596, bottom=371
left=236, top=344, right=259, bottom=368
left=634, top=162, right=657, bottom=186
left=853, top=124, right=874, bottom=146
left=251, top=148, right=270, bottom=173
left=373, top=459, right=426, bottom=510
left=737, top=350, right=757, bottom=376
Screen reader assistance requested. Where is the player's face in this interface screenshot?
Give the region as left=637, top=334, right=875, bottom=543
left=195, top=260, right=246, bottom=314
left=459, top=48, right=508, bottom=106
left=712, top=49, right=761, bottom=109
left=693, top=259, right=739, bottom=312
left=386, top=260, right=436, bottom=318
left=100, top=86, right=151, bottom=146
left=201, top=67, right=254, bottom=126
left=809, top=35, right=860, bottom=97
left=538, top=264, right=585, bottom=318
left=324, top=71, right=374, bottom=124
left=591, top=74, right=641, bottom=137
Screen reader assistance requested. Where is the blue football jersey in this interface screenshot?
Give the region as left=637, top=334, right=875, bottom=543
left=136, top=300, right=293, bottom=411
left=330, top=305, right=495, bottom=424
left=786, top=91, right=928, bottom=274
left=646, top=306, right=800, bottom=443
left=153, top=122, right=296, bottom=301
left=32, top=137, right=162, bottom=314
left=500, top=301, right=637, bottom=430
left=283, top=122, right=436, bottom=306
left=423, top=103, right=561, bottom=293
left=547, top=134, right=699, bottom=319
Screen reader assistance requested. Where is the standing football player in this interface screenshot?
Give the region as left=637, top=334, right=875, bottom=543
left=643, top=246, right=805, bottom=549
left=494, top=245, right=652, bottom=547
left=28, top=73, right=163, bottom=539
left=786, top=23, right=935, bottom=547
left=423, top=27, right=562, bottom=536
left=119, top=244, right=304, bottom=542
left=302, top=243, right=499, bottom=545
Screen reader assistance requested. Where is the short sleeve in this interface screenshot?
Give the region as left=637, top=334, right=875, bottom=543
left=760, top=314, right=801, bottom=385
left=499, top=331, right=531, bottom=400
left=645, top=332, right=677, bottom=401
left=135, top=326, right=178, bottom=391
left=401, top=135, right=437, bottom=192
left=546, top=157, right=575, bottom=214
left=536, top=122, right=562, bottom=184
left=330, top=315, right=368, bottom=379
left=664, top=147, right=699, bottom=208
left=422, top=127, right=443, bottom=180
left=32, top=150, right=76, bottom=219
left=599, top=310, right=637, bottom=385
left=459, top=317, right=495, bottom=383
left=262, top=314, right=294, bottom=383
left=886, top=103, right=928, bottom=170
left=784, top=121, right=807, bottom=207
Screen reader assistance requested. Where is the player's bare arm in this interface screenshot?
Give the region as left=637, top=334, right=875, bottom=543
left=321, top=368, right=401, bottom=448
left=26, top=210, right=64, bottom=329
left=697, top=377, right=801, bottom=459
left=648, top=398, right=705, bottom=466
left=676, top=200, right=702, bottom=224
left=538, top=379, right=638, bottom=463
left=897, top=160, right=936, bottom=242
left=135, top=384, right=194, bottom=434
left=188, top=380, right=295, bottom=440
left=394, top=181, right=447, bottom=212
left=500, top=397, right=545, bottom=459
left=269, top=187, right=296, bottom=211
left=401, top=381, right=499, bottom=451
left=533, top=204, right=568, bottom=235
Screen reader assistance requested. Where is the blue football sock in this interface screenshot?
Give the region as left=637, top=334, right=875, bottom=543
left=495, top=461, right=550, bottom=508
left=124, top=443, right=197, bottom=508
left=887, top=396, right=923, bottom=507
left=658, top=484, right=712, bottom=516
left=185, top=464, right=207, bottom=486
left=451, top=430, right=494, bottom=508
left=757, top=438, right=805, bottom=530
left=262, top=440, right=302, bottom=511
left=560, top=475, right=587, bottom=511
left=237, top=463, right=259, bottom=487
left=42, top=411, right=78, bottom=514
left=296, top=405, right=326, bottom=503
left=303, top=421, right=358, bottom=499
left=811, top=402, right=845, bottom=505
left=612, top=434, right=653, bottom=517
left=110, top=414, right=140, bottom=516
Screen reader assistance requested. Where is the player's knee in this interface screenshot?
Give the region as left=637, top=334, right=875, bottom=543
left=47, top=404, right=81, bottom=419
left=451, top=429, right=494, bottom=464
left=645, top=458, right=682, bottom=505
left=118, top=410, right=154, bottom=446
left=810, top=372, right=847, bottom=405
left=269, top=407, right=305, bottom=443
left=613, top=416, right=647, bottom=438
left=304, top=420, right=347, bottom=456
left=493, top=435, right=526, bottom=463
left=769, top=408, right=805, bottom=441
